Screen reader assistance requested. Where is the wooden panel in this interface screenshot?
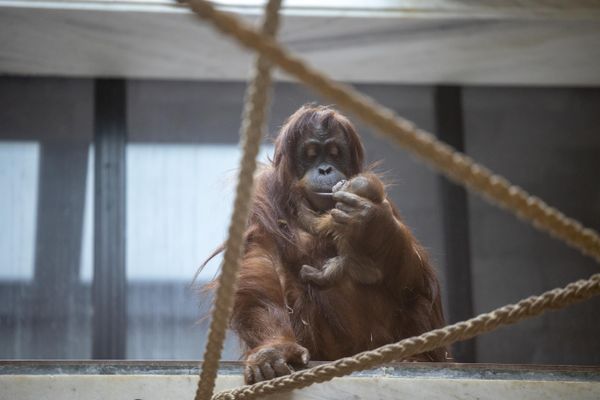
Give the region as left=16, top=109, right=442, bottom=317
left=0, top=1, right=599, bottom=85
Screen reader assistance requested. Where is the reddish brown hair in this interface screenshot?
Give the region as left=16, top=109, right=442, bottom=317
left=248, top=104, right=365, bottom=251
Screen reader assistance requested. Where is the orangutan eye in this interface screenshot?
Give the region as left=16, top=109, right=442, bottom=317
left=329, top=145, right=339, bottom=157
left=306, top=145, right=318, bottom=159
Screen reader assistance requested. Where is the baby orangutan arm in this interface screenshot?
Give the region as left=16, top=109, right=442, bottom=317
left=300, top=173, right=386, bottom=287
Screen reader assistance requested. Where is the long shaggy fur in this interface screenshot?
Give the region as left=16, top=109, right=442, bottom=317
left=216, top=104, right=448, bottom=369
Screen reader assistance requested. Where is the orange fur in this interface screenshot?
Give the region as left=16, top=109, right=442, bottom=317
left=214, top=105, right=448, bottom=383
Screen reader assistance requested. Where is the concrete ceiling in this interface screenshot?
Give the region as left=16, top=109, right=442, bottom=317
left=1, top=0, right=599, bottom=85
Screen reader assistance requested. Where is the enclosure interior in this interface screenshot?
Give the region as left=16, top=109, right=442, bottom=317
left=1, top=77, right=599, bottom=365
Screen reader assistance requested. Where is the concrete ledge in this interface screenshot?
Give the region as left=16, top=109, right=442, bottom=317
left=1, top=361, right=599, bottom=400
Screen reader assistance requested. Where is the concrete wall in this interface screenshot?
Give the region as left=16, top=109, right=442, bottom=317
left=463, top=87, right=600, bottom=364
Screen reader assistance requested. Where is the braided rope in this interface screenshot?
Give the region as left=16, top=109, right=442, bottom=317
left=194, top=1, right=282, bottom=399
left=187, top=0, right=600, bottom=263
left=183, top=1, right=600, bottom=398
left=214, top=273, right=600, bottom=399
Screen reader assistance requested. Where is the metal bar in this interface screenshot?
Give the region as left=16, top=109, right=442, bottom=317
left=93, top=78, right=127, bottom=359
left=434, top=85, right=476, bottom=363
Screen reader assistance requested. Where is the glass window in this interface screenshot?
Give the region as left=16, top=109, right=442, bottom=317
left=125, top=143, right=272, bottom=359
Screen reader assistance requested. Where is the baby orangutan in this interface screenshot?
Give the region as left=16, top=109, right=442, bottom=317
left=300, top=173, right=386, bottom=287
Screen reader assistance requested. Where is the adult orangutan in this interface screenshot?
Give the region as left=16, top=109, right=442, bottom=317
left=223, top=104, right=447, bottom=383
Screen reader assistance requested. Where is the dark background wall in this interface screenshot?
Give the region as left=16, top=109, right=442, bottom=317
left=463, top=87, right=600, bottom=363
left=0, top=77, right=598, bottom=364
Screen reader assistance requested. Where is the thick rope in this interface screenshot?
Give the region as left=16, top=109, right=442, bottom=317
left=182, top=1, right=600, bottom=398
left=187, top=0, right=600, bottom=264
left=214, top=273, right=600, bottom=399
left=194, top=1, right=282, bottom=399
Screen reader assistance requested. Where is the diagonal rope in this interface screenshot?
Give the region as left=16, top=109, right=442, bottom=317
left=193, top=1, right=282, bottom=399
left=186, top=0, right=600, bottom=264
left=180, top=1, right=600, bottom=398
left=213, top=273, right=600, bottom=399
